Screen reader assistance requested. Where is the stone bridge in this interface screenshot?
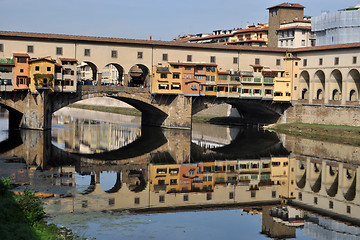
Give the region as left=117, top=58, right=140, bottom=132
left=0, top=84, right=290, bottom=130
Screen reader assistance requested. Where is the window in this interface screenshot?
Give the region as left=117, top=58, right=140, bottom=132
left=134, top=197, right=140, bottom=204
left=111, top=50, right=117, bottom=58
left=233, top=57, right=238, bottom=64
left=206, top=193, right=212, bottom=200
left=137, top=51, right=143, bottom=59
left=162, top=53, right=168, bottom=61
left=185, top=66, right=191, bottom=71
left=190, top=84, right=197, bottom=90
left=303, top=59, right=307, bottom=66
left=314, top=197, right=318, bottom=204
left=301, top=40, right=305, bottom=46
left=187, top=55, right=192, bottom=62
left=159, top=195, right=165, bottom=203
left=295, top=62, right=298, bottom=66
left=229, top=192, right=234, bottom=199
left=334, top=57, right=339, bottom=65
left=276, top=59, right=281, bottom=66
left=255, top=58, right=260, bottom=65
left=251, top=191, right=256, bottom=198
left=210, top=56, right=216, bottom=63
left=160, top=73, right=167, bottom=78
left=347, top=206, right=351, bottom=213
left=183, top=195, right=189, bottom=201
left=82, top=200, right=88, bottom=208
left=353, top=56, right=357, bottom=64
left=27, top=45, right=34, bottom=53
left=56, top=47, right=63, bottom=55
left=329, top=201, right=333, bottom=209
left=298, top=192, right=302, bottom=200
left=0, top=43, right=3, bottom=52
left=109, top=198, right=115, bottom=206
left=319, top=58, right=323, bottom=65
left=173, top=73, right=179, bottom=79
left=20, top=69, right=24, bottom=73
left=35, top=66, right=40, bottom=71
left=84, top=48, right=90, bottom=57
left=47, top=67, right=51, bottom=72
left=272, top=191, right=276, bottom=198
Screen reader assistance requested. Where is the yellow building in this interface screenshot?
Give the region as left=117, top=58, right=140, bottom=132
left=149, top=164, right=180, bottom=193
left=228, top=24, right=269, bottom=47
left=29, top=56, right=56, bottom=93
left=273, top=52, right=300, bottom=101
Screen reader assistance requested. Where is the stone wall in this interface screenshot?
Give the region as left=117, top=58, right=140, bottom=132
left=281, top=104, right=360, bottom=126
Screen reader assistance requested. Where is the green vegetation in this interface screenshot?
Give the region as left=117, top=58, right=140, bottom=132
left=0, top=177, right=84, bottom=240
left=68, top=103, right=141, bottom=116
left=269, top=123, right=360, bottom=146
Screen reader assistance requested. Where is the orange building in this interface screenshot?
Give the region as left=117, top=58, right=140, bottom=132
left=13, top=53, right=30, bottom=90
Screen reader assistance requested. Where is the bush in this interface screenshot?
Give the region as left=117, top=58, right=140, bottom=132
left=0, top=177, right=11, bottom=195
left=16, top=188, right=46, bottom=225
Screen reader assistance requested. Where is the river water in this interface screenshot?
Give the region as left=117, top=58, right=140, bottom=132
left=0, top=107, right=360, bottom=240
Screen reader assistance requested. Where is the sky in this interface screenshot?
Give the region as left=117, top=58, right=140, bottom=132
left=1, top=0, right=359, bottom=41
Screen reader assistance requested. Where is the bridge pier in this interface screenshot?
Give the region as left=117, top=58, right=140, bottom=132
left=159, top=94, right=192, bottom=129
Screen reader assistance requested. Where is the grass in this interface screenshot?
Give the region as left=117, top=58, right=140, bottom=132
left=0, top=178, right=85, bottom=240
left=270, top=122, right=360, bottom=146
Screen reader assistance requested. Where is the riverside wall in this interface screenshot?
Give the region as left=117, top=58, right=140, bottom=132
left=280, top=104, right=360, bottom=126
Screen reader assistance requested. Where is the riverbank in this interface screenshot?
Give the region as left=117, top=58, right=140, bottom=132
left=0, top=178, right=84, bottom=240
left=269, top=123, right=360, bottom=146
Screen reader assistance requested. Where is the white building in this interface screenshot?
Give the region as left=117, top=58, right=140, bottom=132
left=277, top=20, right=315, bottom=48
left=312, top=4, right=360, bottom=46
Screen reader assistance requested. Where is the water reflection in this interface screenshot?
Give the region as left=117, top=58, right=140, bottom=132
left=1, top=110, right=360, bottom=239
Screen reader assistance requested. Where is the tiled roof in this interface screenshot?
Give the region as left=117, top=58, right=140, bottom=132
left=267, top=3, right=305, bottom=10
left=234, top=27, right=269, bottom=34
left=28, top=57, right=56, bottom=63
left=227, top=40, right=267, bottom=45
left=168, top=62, right=217, bottom=67
left=294, top=42, right=360, bottom=52
left=277, top=26, right=311, bottom=31
left=59, top=58, right=77, bottom=62
left=189, top=33, right=234, bottom=41
left=13, top=53, right=29, bottom=57
left=0, top=31, right=286, bottom=53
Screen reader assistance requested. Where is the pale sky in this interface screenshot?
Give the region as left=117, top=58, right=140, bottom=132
left=1, top=0, right=359, bottom=41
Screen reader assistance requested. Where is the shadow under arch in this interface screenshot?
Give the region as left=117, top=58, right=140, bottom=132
left=299, top=70, right=310, bottom=99
left=314, top=70, right=325, bottom=100
left=348, top=69, right=360, bottom=101
left=109, top=96, right=168, bottom=127
left=191, top=128, right=290, bottom=161
left=330, top=69, right=343, bottom=101
left=326, top=173, right=339, bottom=197
left=0, top=103, right=24, bottom=131
left=105, top=171, right=122, bottom=193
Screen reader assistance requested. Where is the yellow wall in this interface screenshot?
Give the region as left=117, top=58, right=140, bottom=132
left=29, top=57, right=55, bottom=93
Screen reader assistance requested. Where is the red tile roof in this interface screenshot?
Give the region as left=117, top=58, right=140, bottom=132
left=59, top=58, right=77, bottom=62
left=234, top=27, right=269, bottom=34
left=277, top=26, right=311, bottom=31
left=0, top=31, right=286, bottom=53
left=13, top=53, right=29, bottom=57
left=267, top=3, right=305, bottom=10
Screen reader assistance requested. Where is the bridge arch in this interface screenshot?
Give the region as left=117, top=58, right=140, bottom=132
left=299, top=71, right=310, bottom=100
left=78, top=61, right=98, bottom=85
left=324, top=165, right=338, bottom=197
left=341, top=168, right=356, bottom=201
left=329, top=69, right=342, bottom=101
left=296, top=160, right=306, bottom=189
left=314, top=70, right=325, bottom=100
left=128, top=64, right=150, bottom=88
left=309, top=162, right=321, bottom=193
left=348, top=69, right=360, bottom=101
left=101, top=63, right=124, bottom=86
left=102, top=171, right=122, bottom=193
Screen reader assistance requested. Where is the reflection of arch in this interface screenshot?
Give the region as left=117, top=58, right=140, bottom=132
left=81, top=174, right=96, bottom=195
left=299, top=71, right=310, bottom=100
left=129, top=64, right=150, bottom=88
left=126, top=169, right=146, bottom=192
left=343, top=169, right=356, bottom=201
left=105, top=171, right=122, bottom=193
left=314, top=70, right=325, bottom=100
left=348, top=69, right=360, bottom=101
left=102, top=63, right=124, bottom=86
left=325, top=165, right=338, bottom=197
left=309, top=162, right=321, bottom=193
left=296, top=160, right=306, bottom=189
left=330, top=69, right=342, bottom=101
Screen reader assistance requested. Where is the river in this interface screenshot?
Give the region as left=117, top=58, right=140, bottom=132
left=0, top=107, right=360, bottom=240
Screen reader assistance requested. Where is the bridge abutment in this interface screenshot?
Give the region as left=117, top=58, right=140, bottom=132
left=160, top=94, right=192, bottom=129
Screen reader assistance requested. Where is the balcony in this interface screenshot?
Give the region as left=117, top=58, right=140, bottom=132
left=263, top=78, right=274, bottom=85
